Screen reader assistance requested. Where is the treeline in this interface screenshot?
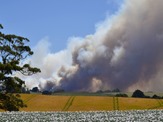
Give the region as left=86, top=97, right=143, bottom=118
left=132, top=89, right=163, bottom=99
left=20, top=86, right=163, bottom=99
left=96, top=89, right=163, bottom=99
left=21, top=87, right=65, bottom=95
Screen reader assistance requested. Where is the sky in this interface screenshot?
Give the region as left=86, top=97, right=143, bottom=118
left=1, top=0, right=163, bottom=92
left=0, top=0, right=124, bottom=52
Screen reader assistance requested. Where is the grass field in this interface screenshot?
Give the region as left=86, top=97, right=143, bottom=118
left=21, top=94, right=70, bottom=111
left=20, top=94, right=163, bottom=111
left=119, top=97, right=159, bottom=110
left=1, top=94, right=163, bottom=112
left=68, top=96, right=113, bottom=111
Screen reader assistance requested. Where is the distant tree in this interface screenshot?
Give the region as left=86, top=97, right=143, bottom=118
left=31, top=87, right=39, bottom=92
left=132, top=89, right=145, bottom=98
left=42, top=90, right=52, bottom=95
left=96, top=90, right=103, bottom=93
left=152, top=94, right=161, bottom=99
left=115, top=93, right=128, bottom=97
left=0, top=24, right=41, bottom=111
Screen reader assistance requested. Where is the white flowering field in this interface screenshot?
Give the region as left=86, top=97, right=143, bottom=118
left=0, top=110, right=163, bottom=122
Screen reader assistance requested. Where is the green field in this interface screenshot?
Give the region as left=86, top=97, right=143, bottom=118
left=1, top=94, right=163, bottom=112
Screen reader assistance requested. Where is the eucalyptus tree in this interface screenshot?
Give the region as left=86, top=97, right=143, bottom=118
left=0, top=24, right=41, bottom=111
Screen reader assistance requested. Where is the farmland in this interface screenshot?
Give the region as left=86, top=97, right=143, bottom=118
left=1, top=94, right=163, bottom=121
left=21, top=94, right=70, bottom=111
left=1, top=94, right=163, bottom=112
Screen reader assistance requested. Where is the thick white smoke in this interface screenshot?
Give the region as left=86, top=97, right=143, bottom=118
left=24, top=0, right=163, bottom=92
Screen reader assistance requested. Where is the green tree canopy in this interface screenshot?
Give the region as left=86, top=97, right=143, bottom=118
left=0, top=24, right=41, bottom=111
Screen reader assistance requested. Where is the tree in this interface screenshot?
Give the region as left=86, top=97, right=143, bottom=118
left=31, top=87, right=39, bottom=92
left=132, top=89, right=145, bottom=98
left=42, top=90, right=52, bottom=95
left=152, top=94, right=161, bottom=99
left=0, top=24, right=41, bottom=111
left=115, top=93, right=128, bottom=97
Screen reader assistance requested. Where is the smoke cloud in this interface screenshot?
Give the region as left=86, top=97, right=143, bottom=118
left=24, top=0, right=163, bottom=92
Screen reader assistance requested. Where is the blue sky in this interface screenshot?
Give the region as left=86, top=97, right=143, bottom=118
left=0, top=0, right=124, bottom=52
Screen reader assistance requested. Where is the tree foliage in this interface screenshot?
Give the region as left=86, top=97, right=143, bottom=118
left=132, top=89, right=145, bottom=98
left=31, top=87, right=39, bottom=92
left=0, top=24, right=41, bottom=111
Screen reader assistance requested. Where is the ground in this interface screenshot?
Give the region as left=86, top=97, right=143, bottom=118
left=1, top=93, right=163, bottom=112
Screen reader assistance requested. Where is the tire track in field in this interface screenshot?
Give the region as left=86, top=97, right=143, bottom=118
left=113, top=97, right=119, bottom=110
left=116, top=97, right=119, bottom=110
left=157, top=99, right=163, bottom=106
left=23, top=94, right=37, bottom=103
left=155, top=99, right=163, bottom=108
left=148, top=99, right=163, bottom=109
left=62, top=96, right=75, bottom=111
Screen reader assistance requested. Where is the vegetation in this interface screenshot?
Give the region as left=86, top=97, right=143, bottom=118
left=31, top=87, right=39, bottom=93
left=119, top=97, right=159, bottom=110
left=21, top=94, right=69, bottom=111
left=0, top=94, right=158, bottom=112
left=131, top=89, right=161, bottom=98
left=0, top=24, right=41, bottom=111
left=132, top=89, right=146, bottom=98
left=68, top=96, right=113, bottom=111
left=115, top=93, right=128, bottom=97
left=42, top=90, right=52, bottom=95
left=62, top=96, right=75, bottom=111
left=152, top=94, right=161, bottom=99
left=113, top=97, right=119, bottom=110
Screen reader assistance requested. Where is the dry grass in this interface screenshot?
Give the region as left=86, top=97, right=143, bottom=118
left=68, top=96, right=113, bottom=111
left=1, top=94, right=163, bottom=111
left=20, top=94, right=70, bottom=111
left=119, top=97, right=159, bottom=110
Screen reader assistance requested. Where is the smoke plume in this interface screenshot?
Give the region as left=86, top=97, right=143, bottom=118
left=24, top=0, right=163, bottom=92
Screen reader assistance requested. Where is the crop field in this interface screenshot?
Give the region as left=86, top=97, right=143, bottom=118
left=1, top=94, right=163, bottom=121
left=1, top=94, right=163, bottom=112
left=21, top=94, right=70, bottom=111
left=68, top=96, right=113, bottom=111
left=15, top=94, right=163, bottom=111
left=119, top=97, right=161, bottom=110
